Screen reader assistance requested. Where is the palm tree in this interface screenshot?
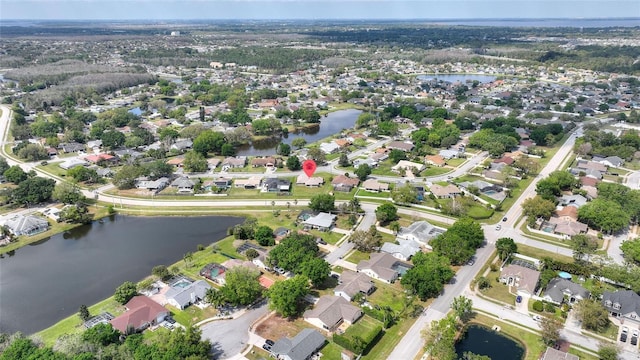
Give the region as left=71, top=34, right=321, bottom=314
left=205, top=288, right=226, bottom=309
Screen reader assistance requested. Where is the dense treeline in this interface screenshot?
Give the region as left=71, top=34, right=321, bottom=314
left=574, top=126, right=640, bottom=160
left=208, top=46, right=337, bottom=72
left=537, top=46, right=640, bottom=75
left=4, top=60, right=143, bottom=87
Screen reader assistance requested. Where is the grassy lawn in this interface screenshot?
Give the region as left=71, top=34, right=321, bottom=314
left=310, top=229, right=344, bottom=245
left=344, top=315, right=382, bottom=342
left=366, top=281, right=409, bottom=313
left=36, top=163, right=68, bottom=179
left=516, top=244, right=573, bottom=263
left=245, top=345, right=272, bottom=360
left=446, top=158, right=466, bottom=167
left=174, top=238, right=244, bottom=279
left=371, top=160, right=398, bottom=177
left=480, top=276, right=517, bottom=305
left=345, top=250, right=370, bottom=265
left=166, top=304, right=218, bottom=327
left=421, top=166, right=451, bottom=177
left=519, top=222, right=572, bottom=247
left=361, top=315, right=417, bottom=360
left=37, top=296, right=124, bottom=346
left=466, top=203, right=494, bottom=220
left=356, top=189, right=392, bottom=199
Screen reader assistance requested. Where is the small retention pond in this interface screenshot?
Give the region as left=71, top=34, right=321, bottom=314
left=455, top=324, right=525, bottom=360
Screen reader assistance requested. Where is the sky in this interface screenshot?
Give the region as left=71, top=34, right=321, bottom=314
left=1, top=0, right=639, bottom=20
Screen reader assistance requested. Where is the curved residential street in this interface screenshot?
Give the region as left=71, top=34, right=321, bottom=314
left=0, top=104, right=633, bottom=359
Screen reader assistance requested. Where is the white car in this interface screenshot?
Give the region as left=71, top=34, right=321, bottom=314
left=495, top=224, right=501, bottom=230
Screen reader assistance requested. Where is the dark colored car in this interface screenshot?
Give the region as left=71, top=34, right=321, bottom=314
left=620, top=333, right=628, bottom=343
left=262, top=344, right=272, bottom=352
left=265, top=339, right=275, bottom=346
left=166, top=317, right=176, bottom=324
left=502, top=217, right=508, bottom=222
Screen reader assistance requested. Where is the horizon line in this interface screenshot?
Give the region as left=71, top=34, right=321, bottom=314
left=3, top=16, right=640, bottom=21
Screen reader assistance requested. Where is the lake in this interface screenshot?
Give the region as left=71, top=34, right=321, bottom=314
left=455, top=324, right=525, bottom=360
left=417, top=74, right=497, bottom=84
left=235, top=108, right=362, bottom=156
left=0, top=215, right=243, bottom=335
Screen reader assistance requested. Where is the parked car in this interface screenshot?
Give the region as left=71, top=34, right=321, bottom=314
left=265, top=339, right=275, bottom=346
left=502, top=217, right=508, bottom=222
left=516, top=296, right=522, bottom=303
left=262, top=343, right=272, bottom=352
left=495, top=224, right=501, bottom=230
left=166, top=317, right=176, bottom=324
left=621, top=326, right=629, bottom=342
left=466, top=257, right=475, bottom=266
left=532, top=315, right=542, bottom=322
left=631, top=330, right=638, bottom=346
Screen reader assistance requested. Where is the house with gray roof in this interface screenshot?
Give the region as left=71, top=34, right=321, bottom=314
left=59, top=142, right=86, bottom=153
left=303, top=212, right=336, bottom=231
left=271, top=328, right=326, bottom=360
left=602, top=290, right=640, bottom=324
left=559, top=194, right=588, bottom=209
left=3, top=214, right=49, bottom=236
left=540, top=347, right=579, bottom=360
left=135, top=177, right=170, bottom=191
left=499, top=264, right=540, bottom=297
left=356, top=253, right=412, bottom=284
left=170, top=139, right=193, bottom=152
left=334, top=270, right=375, bottom=301
left=319, top=142, right=340, bottom=154
left=380, top=238, right=422, bottom=261
left=542, top=278, right=590, bottom=305
left=170, top=177, right=196, bottom=193
left=59, top=158, right=89, bottom=170
left=303, top=295, right=363, bottom=332
left=386, top=141, right=414, bottom=152
left=114, top=148, right=144, bottom=159
left=396, top=221, right=444, bottom=247
left=439, top=149, right=463, bottom=159
left=164, top=279, right=211, bottom=310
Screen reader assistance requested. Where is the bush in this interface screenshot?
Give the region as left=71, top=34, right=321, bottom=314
left=533, top=300, right=544, bottom=312
left=477, top=277, right=491, bottom=290
left=544, top=302, right=556, bottom=313
left=489, top=263, right=499, bottom=272
left=197, top=244, right=205, bottom=251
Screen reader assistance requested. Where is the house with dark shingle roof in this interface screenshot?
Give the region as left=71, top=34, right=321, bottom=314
left=271, top=328, right=326, bottom=360
left=602, top=290, right=640, bottom=324
left=334, top=270, right=375, bottom=301
left=356, top=253, right=412, bottom=284
left=303, top=295, right=363, bottom=331
left=543, top=278, right=590, bottom=305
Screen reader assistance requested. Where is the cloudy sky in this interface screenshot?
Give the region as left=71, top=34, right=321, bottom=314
left=1, top=0, right=638, bottom=20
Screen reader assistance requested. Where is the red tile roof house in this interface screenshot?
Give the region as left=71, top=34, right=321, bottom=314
left=84, top=153, right=117, bottom=165
left=110, top=296, right=169, bottom=334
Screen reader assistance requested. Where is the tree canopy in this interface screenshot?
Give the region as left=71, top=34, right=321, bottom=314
left=401, top=252, right=454, bottom=300
left=221, top=267, right=263, bottom=306
left=267, top=275, right=310, bottom=318
left=431, top=218, right=484, bottom=265
left=308, top=193, right=335, bottom=213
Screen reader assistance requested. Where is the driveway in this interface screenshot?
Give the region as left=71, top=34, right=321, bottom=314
left=200, top=301, right=268, bottom=359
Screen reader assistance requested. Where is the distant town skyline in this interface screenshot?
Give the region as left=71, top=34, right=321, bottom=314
left=1, top=0, right=638, bottom=20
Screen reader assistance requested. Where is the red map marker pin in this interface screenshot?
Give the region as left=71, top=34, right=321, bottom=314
left=303, top=159, right=317, bottom=177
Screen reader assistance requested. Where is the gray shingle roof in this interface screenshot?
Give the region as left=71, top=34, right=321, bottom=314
left=602, top=290, right=640, bottom=316
left=543, top=278, right=590, bottom=303
left=271, top=328, right=326, bottom=360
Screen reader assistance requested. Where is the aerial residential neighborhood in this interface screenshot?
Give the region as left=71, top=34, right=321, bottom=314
left=1, top=14, right=640, bottom=360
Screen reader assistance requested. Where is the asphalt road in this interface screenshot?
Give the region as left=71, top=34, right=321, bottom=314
left=200, top=302, right=268, bottom=359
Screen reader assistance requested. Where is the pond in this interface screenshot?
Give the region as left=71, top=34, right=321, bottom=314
left=455, top=324, right=525, bottom=360
left=417, top=74, right=497, bottom=84
left=235, top=108, right=361, bottom=156
left=0, top=215, right=243, bottom=334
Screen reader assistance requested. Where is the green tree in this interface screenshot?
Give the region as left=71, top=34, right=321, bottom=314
left=309, top=193, right=335, bottom=212
left=299, top=257, right=330, bottom=287
left=78, top=304, right=90, bottom=322
left=391, top=184, right=419, bottom=204
left=388, top=149, right=406, bottom=164
left=338, top=153, right=350, bottom=167
left=621, top=239, right=640, bottom=264
left=422, top=315, right=458, bottom=360
left=571, top=234, right=598, bottom=263
left=52, top=182, right=84, bottom=204
left=183, top=150, right=208, bottom=173
left=17, top=144, right=49, bottom=161
left=221, top=267, right=262, bottom=306
left=193, top=130, right=225, bottom=156
left=152, top=265, right=171, bottom=281
left=574, top=299, right=610, bottom=332
left=286, top=155, right=301, bottom=170
left=276, top=143, right=291, bottom=156
left=0, top=158, right=9, bottom=175
left=597, top=343, right=619, bottom=360
left=267, top=275, right=310, bottom=317
left=291, top=137, right=307, bottom=149
left=101, top=131, right=126, bottom=150
left=268, top=233, right=318, bottom=272
left=254, top=225, right=275, bottom=246
left=354, top=163, right=372, bottom=181
left=60, top=204, right=93, bottom=224
left=375, top=203, right=398, bottom=224
left=114, top=281, right=138, bottom=304
left=82, top=323, right=120, bottom=346
left=539, top=316, right=562, bottom=346
left=4, top=165, right=27, bottom=184
left=11, top=176, right=55, bottom=205
left=462, top=352, right=491, bottom=360
left=205, top=288, right=226, bottom=308
left=112, top=164, right=146, bottom=190
left=350, top=225, right=382, bottom=252
left=578, top=199, right=630, bottom=233
left=451, top=296, right=473, bottom=323
left=495, top=237, right=517, bottom=261
left=307, top=147, right=326, bottom=164
left=521, top=196, right=556, bottom=223
left=144, top=160, right=174, bottom=179
left=431, top=218, right=484, bottom=265
left=401, top=252, right=454, bottom=300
